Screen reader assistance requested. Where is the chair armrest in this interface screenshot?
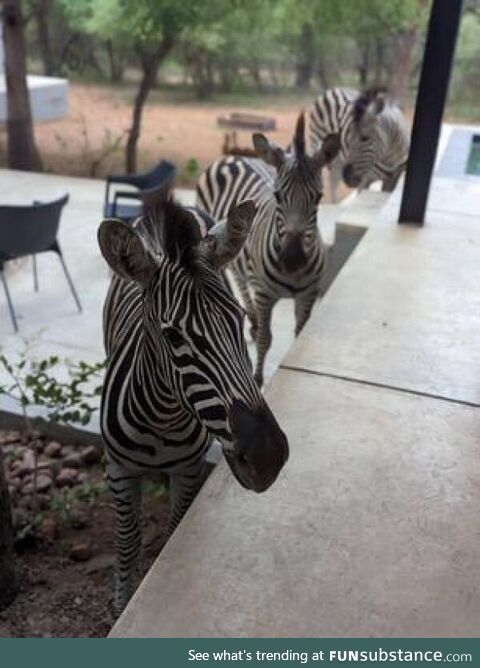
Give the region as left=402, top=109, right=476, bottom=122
left=106, top=173, right=144, bottom=187
left=113, top=190, right=142, bottom=205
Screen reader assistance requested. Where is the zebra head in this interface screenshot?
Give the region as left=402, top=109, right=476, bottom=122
left=343, top=88, right=388, bottom=189
left=98, top=198, right=288, bottom=493
left=253, top=113, right=340, bottom=274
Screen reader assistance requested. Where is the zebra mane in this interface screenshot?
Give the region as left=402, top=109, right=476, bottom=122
left=139, top=199, right=203, bottom=274
left=352, top=86, right=389, bottom=124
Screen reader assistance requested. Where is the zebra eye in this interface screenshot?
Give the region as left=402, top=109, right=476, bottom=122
left=162, top=327, right=184, bottom=349
left=361, top=135, right=369, bottom=142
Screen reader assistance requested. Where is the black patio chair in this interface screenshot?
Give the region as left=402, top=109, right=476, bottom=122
left=0, top=194, right=81, bottom=332
left=103, top=159, right=176, bottom=222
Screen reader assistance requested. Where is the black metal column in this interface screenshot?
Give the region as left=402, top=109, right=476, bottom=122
left=399, top=0, right=463, bottom=224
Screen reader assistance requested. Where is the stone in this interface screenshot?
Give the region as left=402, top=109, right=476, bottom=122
left=44, top=441, right=62, bottom=458
left=80, top=445, right=102, bottom=465
left=0, top=430, right=22, bottom=445
left=69, top=510, right=89, bottom=530
left=56, top=467, right=79, bottom=487
left=62, top=453, right=83, bottom=469
left=38, top=517, right=58, bottom=542
left=22, top=472, right=53, bottom=494
left=70, top=542, right=92, bottom=562
left=84, top=554, right=115, bottom=574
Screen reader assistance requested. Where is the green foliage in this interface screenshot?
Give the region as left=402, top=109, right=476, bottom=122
left=0, top=349, right=105, bottom=428
left=49, top=480, right=108, bottom=525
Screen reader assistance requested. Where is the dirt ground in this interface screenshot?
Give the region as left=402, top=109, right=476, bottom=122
left=0, top=83, right=334, bottom=186
left=0, top=430, right=171, bottom=638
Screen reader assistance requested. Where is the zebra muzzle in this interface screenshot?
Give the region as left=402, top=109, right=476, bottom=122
left=279, top=234, right=308, bottom=274
left=225, top=399, right=289, bottom=493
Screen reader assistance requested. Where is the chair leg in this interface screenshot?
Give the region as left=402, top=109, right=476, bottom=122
left=1, top=269, right=18, bottom=332
left=57, top=252, right=82, bottom=313
left=33, top=255, right=39, bottom=292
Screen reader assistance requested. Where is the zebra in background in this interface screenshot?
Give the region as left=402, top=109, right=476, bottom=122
left=197, top=113, right=340, bottom=387
left=98, top=196, right=288, bottom=614
left=308, top=87, right=410, bottom=202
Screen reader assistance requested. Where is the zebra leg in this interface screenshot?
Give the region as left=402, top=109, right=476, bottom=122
left=167, top=461, right=207, bottom=536
left=253, top=294, right=274, bottom=387
left=107, top=461, right=143, bottom=615
left=294, top=292, right=318, bottom=337
left=329, top=158, right=343, bottom=203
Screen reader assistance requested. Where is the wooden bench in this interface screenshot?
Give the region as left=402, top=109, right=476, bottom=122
left=217, top=112, right=276, bottom=156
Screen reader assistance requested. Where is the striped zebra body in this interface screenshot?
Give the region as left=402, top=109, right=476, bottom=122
left=99, top=198, right=288, bottom=614
left=197, top=114, right=340, bottom=386
left=309, top=87, right=409, bottom=201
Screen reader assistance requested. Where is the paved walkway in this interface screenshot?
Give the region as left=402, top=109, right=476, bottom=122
left=111, top=169, right=480, bottom=637
left=0, top=171, right=340, bottom=427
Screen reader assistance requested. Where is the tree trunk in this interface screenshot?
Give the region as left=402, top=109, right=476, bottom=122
left=105, top=40, right=124, bottom=84
left=357, top=41, right=371, bottom=89
left=390, top=27, right=418, bottom=106
left=0, top=449, right=16, bottom=611
left=125, top=35, right=175, bottom=174
left=2, top=0, right=43, bottom=171
left=35, top=0, right=55, bottom=75
left=294, top=23, right=314, bottom=89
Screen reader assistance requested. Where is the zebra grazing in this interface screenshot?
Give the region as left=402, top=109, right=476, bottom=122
left=98, top=196, right=289, bottom=614
left=197, top=113, right=340, bottom=387
left=309, top=87, right=409, bottom=202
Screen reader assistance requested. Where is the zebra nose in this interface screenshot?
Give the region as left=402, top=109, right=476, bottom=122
left=342, top=164, right=360, bottom=187
left=226, top=399, right=289, bottom=492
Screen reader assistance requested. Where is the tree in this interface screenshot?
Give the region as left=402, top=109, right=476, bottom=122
left=2, top=0, right=43, bottom=171
left=84, top=0, right=239, bottom=173
left=0, top=448, right=16, bottom=611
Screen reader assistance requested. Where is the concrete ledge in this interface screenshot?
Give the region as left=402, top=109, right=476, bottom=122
left=110, top=369, right=480, bottom=638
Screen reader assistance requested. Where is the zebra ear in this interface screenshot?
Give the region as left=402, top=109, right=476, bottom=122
left=98, top=218, right=158, bottom=285
left=311, top=132, right=341, bottom=169
left=200, top=200, right=256, bottom=270
left=253, top=133, right=285, bottom=170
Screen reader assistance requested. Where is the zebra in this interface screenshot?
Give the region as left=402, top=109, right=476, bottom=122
left=308, top=87, right=410, bottom=202
left=98, top=196, right=289, bottom=614
left=197, top=113, right=340, bottom=388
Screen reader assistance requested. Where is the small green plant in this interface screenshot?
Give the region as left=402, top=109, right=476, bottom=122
left=0, top=347, right=105, bottom=515
left=0, top=353, right=105, bottom=428
left=183, top=157, right=200, bottom=182
left=49, top=480, right=108, bottom=526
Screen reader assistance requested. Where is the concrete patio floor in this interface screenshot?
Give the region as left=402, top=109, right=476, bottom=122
left=0, top=168, right=340, bottom=427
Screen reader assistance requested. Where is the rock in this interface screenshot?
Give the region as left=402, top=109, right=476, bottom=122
left=0, top=430, right=22, bottom=445
left=62, top=453, right=83, bottom=469
left=70, top=542, right=92, bottom=562
left=14, top=449, right=36, bottom=478
left=77, top=472, right=89, bottom=484
left=17, top=494, right=33, bottom=510
left=38, top=517, right=58, bottom=542
left=80, top=445, right=101, bottom=465
left=12, top=508, right=29, bottom=529
left=37, top=493, right=51, bottom=510
left=37, top=458, right=61, bottom=476
left=44, top=441, right=62, bottom=458
left=22, top=472, right=53, bottom=495
left=56, top=467, right=79, bottom=487
left=69, top=510, right=89, bottom=530
left=9, top=476, right=22, bottom=490
left=84, top=554, right=115, bottom=574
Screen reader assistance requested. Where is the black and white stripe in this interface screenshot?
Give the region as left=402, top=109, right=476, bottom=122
left=197, top=114, right=340, bottom=387
left=99, top=198, right=288, bottom=614
left=309, top=87, right=409, bottom=201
